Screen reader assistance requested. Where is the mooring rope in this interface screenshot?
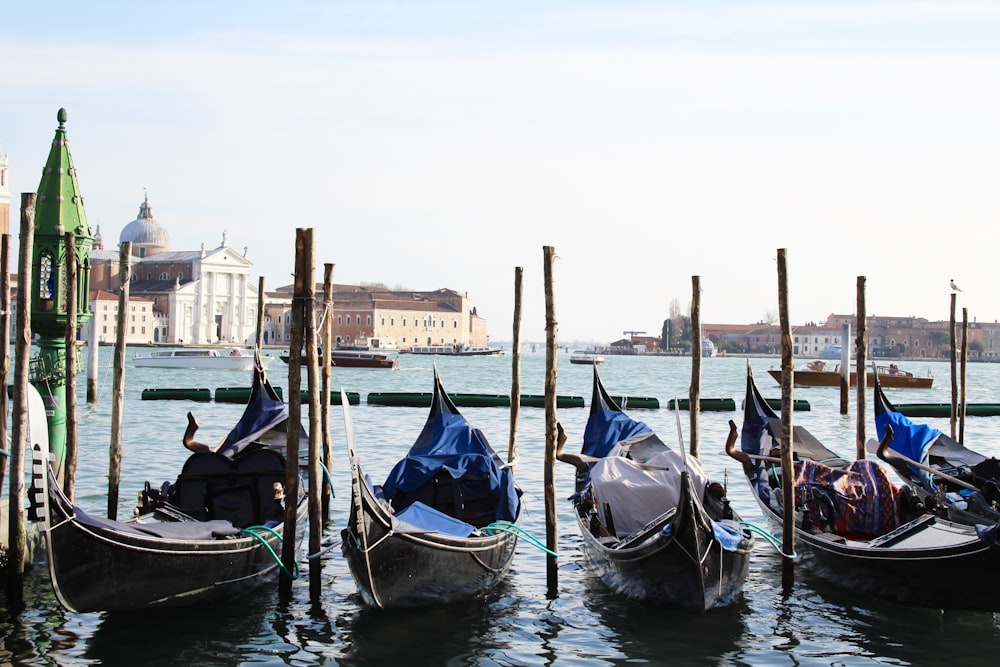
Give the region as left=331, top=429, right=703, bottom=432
left=481, top=520, right=560, bottom=557
left=242, top=525, right=300, bottom=579
left=739, top=521, right=797, bottom=559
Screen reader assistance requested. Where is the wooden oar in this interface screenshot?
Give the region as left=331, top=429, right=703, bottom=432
left=875, top=429, right=979, bottom=493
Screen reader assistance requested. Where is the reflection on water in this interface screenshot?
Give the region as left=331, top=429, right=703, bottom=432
left=6, top=352, right=1000, bottom=664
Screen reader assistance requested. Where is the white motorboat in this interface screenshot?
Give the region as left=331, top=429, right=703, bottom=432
left=132, top=348, right=273, bottom=370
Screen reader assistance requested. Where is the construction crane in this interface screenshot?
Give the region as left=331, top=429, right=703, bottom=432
left=623, top=330, right=646, bottom=339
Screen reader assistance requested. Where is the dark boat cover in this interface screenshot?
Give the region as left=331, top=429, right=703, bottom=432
left=582, top=371, right=651, bottom=463
left=380, top=369, right=519, bottom=523
left=217, top=352, right=290, bottom=458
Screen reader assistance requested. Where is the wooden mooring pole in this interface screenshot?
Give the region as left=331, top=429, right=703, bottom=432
left=0, top=234, right=10, bottom=514
left=108, top=242, right=131, bottom=520
left=281, top=229, right=307, bottom=598
left=64, top=232, right=79, bottom=500
left=950, top=293, right=958, bottom=439
left=300, top=232, right=322, bottom=601
left=960, top=309, right=969, bottom=444
left=689, top=276, right=702, bottom=459
left=6, top=194, right=35, bottom=611
left=543, top=247, right=559, bottom=597
left=776, top=248, right=796, bottom=592
left=256, top=276, right=266, bottom=349
left=855, top=276, right=867, bottom=460
left=321, top=264, right=334, bottom=521
left=508, top=266, right=523, bottom=471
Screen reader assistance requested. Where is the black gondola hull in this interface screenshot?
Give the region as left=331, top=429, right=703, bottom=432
left=575, top=473, right=752, bottom=610
left=45, top=478, right=307, bottom=613
left=341, top=470, right=519, bottom=608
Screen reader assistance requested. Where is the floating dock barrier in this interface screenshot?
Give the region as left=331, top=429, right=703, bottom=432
left=609, top=396, right=660, bottom=409
left=299, top=390, right=361, bottom=405
left=141, top=388, right=212, bottom=402
left=893, top=403, right=1000, bottom=418
left=763, top=398, right=811, bottom=412
left=214, top=386, right=284, bottom=403
left=666, top=398, right=736, bottom=412
left=366, top=392, right=586, bottom=408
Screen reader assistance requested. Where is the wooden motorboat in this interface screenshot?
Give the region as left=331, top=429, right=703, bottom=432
left=767, top=360, right=932, bottom=388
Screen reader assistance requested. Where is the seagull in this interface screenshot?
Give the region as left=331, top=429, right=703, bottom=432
left=950, top=279, right=963, bottom=292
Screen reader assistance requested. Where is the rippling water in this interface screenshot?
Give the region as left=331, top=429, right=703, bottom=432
left=4, top=349, right=1000, bottom=665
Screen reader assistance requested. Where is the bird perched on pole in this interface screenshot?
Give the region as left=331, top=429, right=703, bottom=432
left=950, top=279, right=963, bottom=292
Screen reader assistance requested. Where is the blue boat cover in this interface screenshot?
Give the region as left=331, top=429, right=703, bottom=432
left=380, top=369, right=520, bottom=522
left=217, top=352, right=290, bottom=458
left=582, top=368, right=652, bottom=460
left=873, top=381, right=940, bottom=491
left=394, top=501, right=476, bottom=537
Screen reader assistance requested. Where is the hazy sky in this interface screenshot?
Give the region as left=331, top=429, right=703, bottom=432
left=3, top=1, right=998, bottom=343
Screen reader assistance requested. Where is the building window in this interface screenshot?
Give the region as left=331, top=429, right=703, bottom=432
left=403, top=318, right=407, bottom=327
left=337, top=315, right=342, bottom=325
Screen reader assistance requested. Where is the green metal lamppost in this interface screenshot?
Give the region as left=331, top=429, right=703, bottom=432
left=29, top=108, right=93, bottom=476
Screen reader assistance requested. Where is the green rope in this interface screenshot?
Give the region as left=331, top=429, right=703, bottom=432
left=0, top=448, right=9, bottom=457
left=482, top=520, right=560, bottom=557
left=740, top=521, right=797, bottom=559
left=242, top=525, right=300, bottom=579
left=319, top=460, right=336, bottom=498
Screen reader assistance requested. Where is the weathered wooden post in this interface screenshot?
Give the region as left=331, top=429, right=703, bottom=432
left=855, top=276, right=867, bottom=460
left=508, top=266, right=523, bottom=470
left=6, top=194, right=35, bottom=611
left=689, top=276, right=702, bottom=458
left=949, top=293, right=958, bottom=439
left=839, top=322, right=851, bottom=414
left=108, top=242, right=131, bottom=519
left=321, top=263, right=334, bottom=520
left=64, top=231, right=79, bottom=499
left=299, top=231, right=322, bottom=601
left=776, top=248, right=796, bottom=592
left=0, top=234, right=10, bottom=510
left=281, top=229, right=307, bottom=598
left=960, top=309, right=969, bottom=443
left=543, top=246, right=559, bottom=597
left=256, top=276, right=266, bottom=349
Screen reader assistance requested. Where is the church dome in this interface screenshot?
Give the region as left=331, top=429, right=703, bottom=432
left=120, top=194, right=170, bottom=252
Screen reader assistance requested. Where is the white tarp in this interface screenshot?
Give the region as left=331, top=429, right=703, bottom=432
left=590, top=433, right=709, bottom=538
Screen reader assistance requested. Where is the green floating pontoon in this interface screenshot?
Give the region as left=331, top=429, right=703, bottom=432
left=519, top=394, right=585, bottom=408
left=299, top=390, right=361, bottom=405
left=763, top=398, right=811, bottom=412
left=609, top=396, right=660, bottom=409
left=666, top=398, right=736, bottom=411
left=214, top=386, right=285, bottom=403
left=366, top=392, right=586, bottom=408
left=894, top=403, right=1000, bottom=418
left=141, top=388, right=212, bottom=402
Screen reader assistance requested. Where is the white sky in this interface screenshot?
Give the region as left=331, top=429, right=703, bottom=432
left=2, top=1, right=998, bottom=343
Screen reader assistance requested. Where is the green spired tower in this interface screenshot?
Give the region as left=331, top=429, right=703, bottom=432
left=30, top=108, right=94, bottom=476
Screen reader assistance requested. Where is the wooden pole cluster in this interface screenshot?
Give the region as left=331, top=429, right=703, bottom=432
left=508, top=266, right=523, bottom=470
left=542, top=246, right=559, bottom=597
left=64, top=232, right=79, bottom=500
left=949, top=294, right=958, bottom=439
left=854, top=276, right=867, bottom=460
left=282, top=230, right=307, bottom=597
left=6, top=194, right=35, bottom=609
left=689, top=276, right=702, bottom=458
left=108, top=242, right=131, bottom=520
left=321, top=264, right=335, bottom=521
left=776, top=248, right=796, bottom=592
left=87, top=307, right=99, bottom=403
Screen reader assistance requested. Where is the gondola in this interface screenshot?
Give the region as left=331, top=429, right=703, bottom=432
left=340, top=366, right=522, bottom=608
left=872, top=374, right=1000, bottom=525
left=556, top=368, right=754, bottom=610
left=732, top=367, right=1000, bottom=611
left=35, top=353, right=308, bottom=613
